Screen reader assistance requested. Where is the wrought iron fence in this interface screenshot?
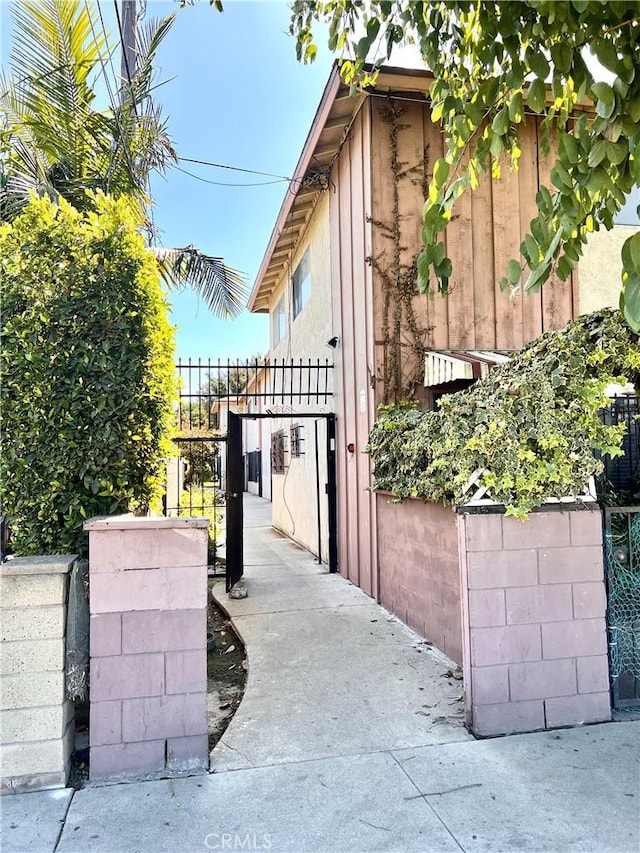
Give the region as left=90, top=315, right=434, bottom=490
left=165, top=359, right=334, bottom=570
left=175, top=358, right=333, bottom=432
left=598, top=395, right=640, bottom=503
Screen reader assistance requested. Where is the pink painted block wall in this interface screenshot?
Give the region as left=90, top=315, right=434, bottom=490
left=377, top=496, right=462, bottom=663
left=458, top=508, right=611, bottom=737
left=85, top=515, right=209, bottom=782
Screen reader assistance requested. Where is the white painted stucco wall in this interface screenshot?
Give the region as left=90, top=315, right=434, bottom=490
left=578, top=224, right=639, bottom=315
left=266, top=191, right=335, bottom=560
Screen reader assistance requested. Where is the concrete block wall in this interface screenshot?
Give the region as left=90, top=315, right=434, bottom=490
left=85, top=516, right=209, bottom=783
left=1, top=556, right=75, bottom=793
left=459, top=508, right=611, bottom=737
left=377, top=497, right=462, bottom=664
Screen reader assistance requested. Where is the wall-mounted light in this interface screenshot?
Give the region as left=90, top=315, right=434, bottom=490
left=327, top=336, right=339, bottom=349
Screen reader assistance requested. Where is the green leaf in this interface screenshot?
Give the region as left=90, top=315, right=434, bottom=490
left=550, top=42, right=572, bottom=74
left=620, top=273, right=640, bottom=332
left=436, top=257, right=452, bottom=279
left=433, top=158, right=450, bottom=187
left=526, top=47, right=549, bottom=80
left=508, top=92, right=524, bottom=123
left=433, top=241, right=446, bottom=265
left=551, top=164, right=572, bottom=189
left=527, top=78, right=546, bottom=114
left=465, top=98, right=486, bottom=126
left=366, top=18, right=380, bottom=40
left=606, top=139, right=628, bottom=166
left=591, top=38, right=619, bottom=75
left=356, top=36, right=371, bottom=61
left=622, top=232, right=640, bottom=275
left=592, top=81, right=616, bottom=119
left=417, top=250, right=430, bottom=293
left=628, top=96, right=640, bottom=123
left=508, top=259, right=521, bottom=285
left=559, top=132, right=578, bottom=164
left=587, top=140, right=608, bottom=168
left=492, top=107, right=510, bottom=136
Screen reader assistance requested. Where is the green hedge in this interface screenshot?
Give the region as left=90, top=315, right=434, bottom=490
left=0, top=194, right=176, bottom=555
left=366, top=310, right=640, bottom=517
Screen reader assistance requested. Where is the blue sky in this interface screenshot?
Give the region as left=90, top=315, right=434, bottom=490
left=147, top=2, right=333, bottom=361
left=1, top=0, right=333, bottom=361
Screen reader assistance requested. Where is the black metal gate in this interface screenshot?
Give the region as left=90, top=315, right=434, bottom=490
left=166, top=358, right=336, bottom=592
left=226, top=412, right=243, bottom=592
left=164, top=435, right=227, bottom=574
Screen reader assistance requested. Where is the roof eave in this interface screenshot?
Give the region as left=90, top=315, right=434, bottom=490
left=248, top=64, right=343, bottom=313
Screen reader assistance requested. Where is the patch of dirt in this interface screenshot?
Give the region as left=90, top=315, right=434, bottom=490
left=207, top=580, right=247, bottom=752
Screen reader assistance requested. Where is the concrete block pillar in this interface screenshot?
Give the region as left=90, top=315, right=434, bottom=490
left=85, top=515, right=209, bottom=783
left=0, top=556, right=75, bottom=793
left=458, top=507, right=611, bottom=737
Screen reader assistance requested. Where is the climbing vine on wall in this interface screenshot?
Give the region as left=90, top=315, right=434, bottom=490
left=366, top=309, right=640, bottom=518
left=367, top=102, right=431, bottom=403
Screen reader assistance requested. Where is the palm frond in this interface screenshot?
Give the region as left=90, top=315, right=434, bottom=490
left=153, top=246, right=247, bottom=319
left=9, top=0, right=105, bottom=179
left=125, top=14, right=175, bottom=107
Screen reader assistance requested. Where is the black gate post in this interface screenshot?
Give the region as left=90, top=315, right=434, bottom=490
left=326, top=414, right=338, bottom=574
left=226, top=411, right=244, bottom=592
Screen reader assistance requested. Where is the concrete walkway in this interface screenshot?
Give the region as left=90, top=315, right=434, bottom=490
left=2, top=494, right=640, bottom=852
left=209, top=494, right=470, bottom=772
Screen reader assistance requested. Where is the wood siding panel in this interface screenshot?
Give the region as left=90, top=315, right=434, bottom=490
left=361, top=103, right=379, bottom=601
left=493, top=156, right=524, bottom=349
left=330, top=155, right=350, bottom=587
left=395, top=101, right=431, bottom=392
left=446, top=149, right=475, bottom=349
left=423, top=110, right=449, bottom=350
left=349, top=115, right=374, bottom=598
left=538, top=127, right=576, bottom=331
left=331, top=106, right=377, bottom=597
left=519, top=120, right=544, bottom=342
left=371, top=101, right=397, bottom=403
left=337, top=148, right=360, bottom=589
left=471, top=172, right=496, bottom=348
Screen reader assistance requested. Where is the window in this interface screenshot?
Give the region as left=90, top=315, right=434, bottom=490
left=292, top=249, right=311, bottom=319
left=271, top=431, right=286, bottom=474
left=272, top=294, right=286, bottom=346
left=290, top=424, right=304, bottom=458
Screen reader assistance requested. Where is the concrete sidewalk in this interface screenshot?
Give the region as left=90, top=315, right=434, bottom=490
left=2, top=495, right=639, bottom=853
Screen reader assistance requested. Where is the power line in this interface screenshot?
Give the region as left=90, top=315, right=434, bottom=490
left=173, top=163, right=288, bottom=188
left=178, top=156, right=298, bottom=183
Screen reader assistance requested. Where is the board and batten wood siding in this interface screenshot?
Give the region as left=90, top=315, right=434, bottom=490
left=369, top=99, right=577, bottom=400
left=328, top=96, right=580, bottom=606
left=329, top=105, right=379, bottom=598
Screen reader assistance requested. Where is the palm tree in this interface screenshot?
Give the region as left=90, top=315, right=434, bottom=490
left=0, top=0, right=246, bottom=318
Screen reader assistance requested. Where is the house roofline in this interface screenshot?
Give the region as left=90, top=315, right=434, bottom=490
left=248, top=62, right=436, bottom=314
left=247, top=63, right=343, bottom=313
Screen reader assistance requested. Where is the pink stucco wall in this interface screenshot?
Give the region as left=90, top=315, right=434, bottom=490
left=458, top=508, right=611, bottom=737
left=85, top=515, right=209, bottom=782
left=377, top=496, right=462, bottom=664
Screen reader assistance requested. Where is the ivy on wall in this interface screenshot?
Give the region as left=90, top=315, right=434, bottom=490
left=0, top=195, right=176, bottom=555
left=366, top=309, right=640, bottom=517
left=367, top=102, right=430, bottom=403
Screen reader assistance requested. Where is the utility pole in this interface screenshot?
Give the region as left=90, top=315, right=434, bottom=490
left=120, top=0, right=137, bottom=86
